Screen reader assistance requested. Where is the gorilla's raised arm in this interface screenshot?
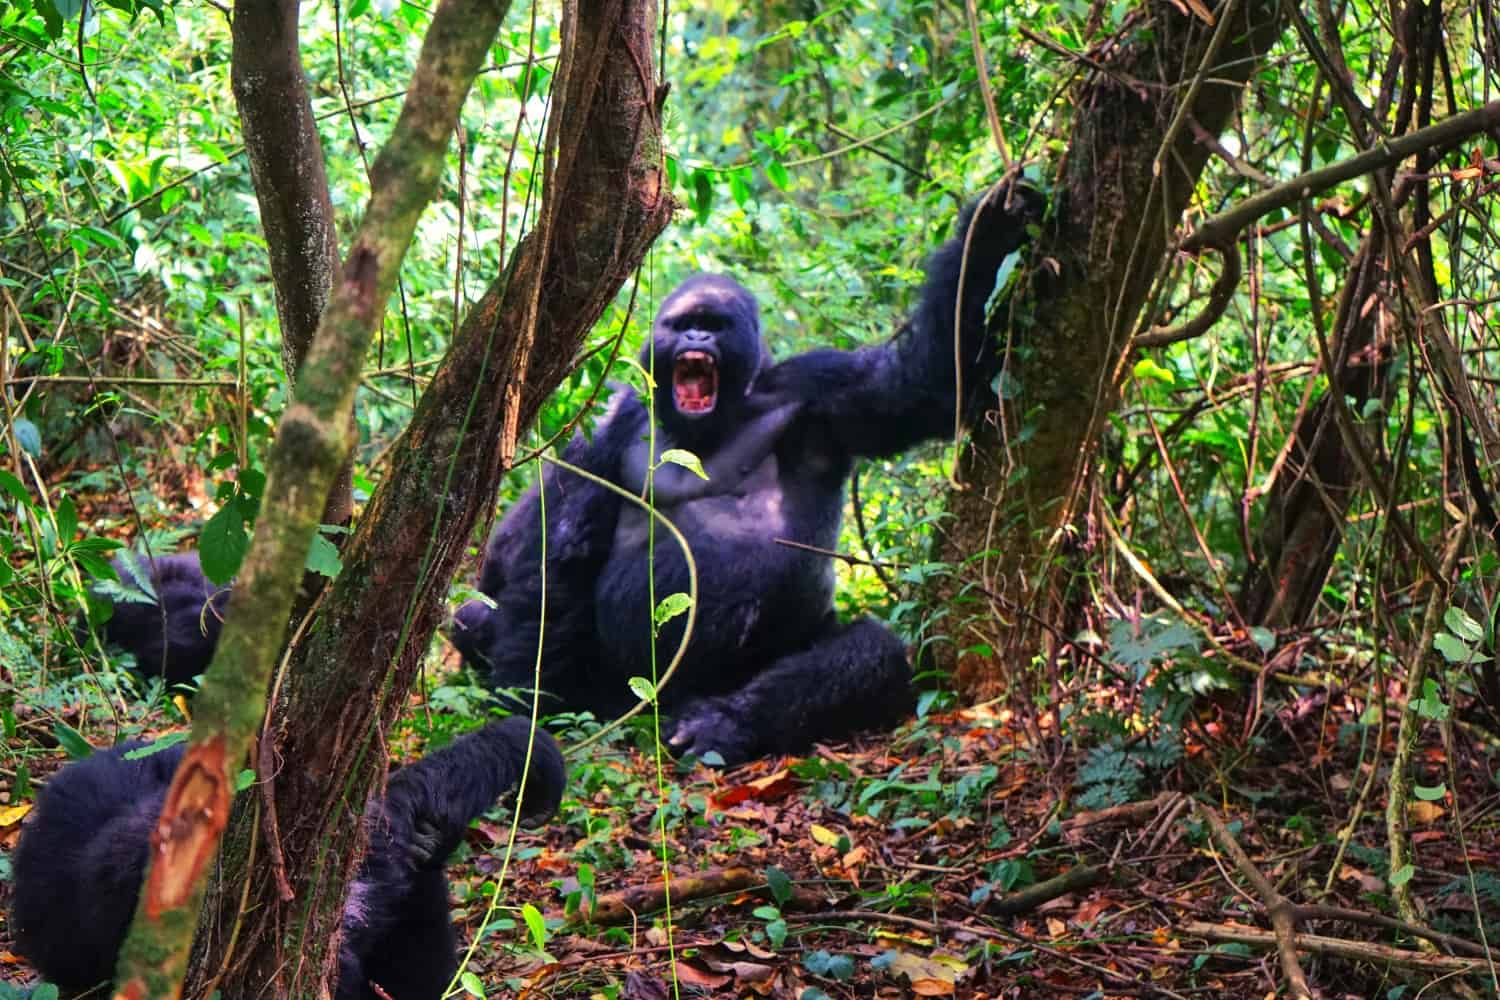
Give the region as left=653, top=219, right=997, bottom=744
left=758, top=184, right=1043, bottom=459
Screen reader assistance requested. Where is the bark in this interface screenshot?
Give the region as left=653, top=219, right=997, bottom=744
left=230, top=0, right=353, bottom=526
left=185, top=1, right=671, bottom=996
left=113, top=2, right=511, bottom=996
left=932, top=1, right=1288, bottom=697
left=1240, top=239, right=1392, bottom=627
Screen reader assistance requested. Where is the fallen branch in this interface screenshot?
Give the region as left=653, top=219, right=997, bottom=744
left=987, top=865, right=1107, bottom=916
left=1061, top=792, right=1180, bottom=841
left=1196, top=802, right=1316, bottom=999
left=568, top=867, right=829, bottom=927
left=1185, top=921, right=1486, bottom=975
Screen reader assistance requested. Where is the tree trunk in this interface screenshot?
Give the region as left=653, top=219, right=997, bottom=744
left=184, top=2, right=671, bottom=996
left=1240, top=238, right=1393, bottom=627
left=230, top=0, right=353, bottom=527
left=931, top=1, right=1288, bottom=699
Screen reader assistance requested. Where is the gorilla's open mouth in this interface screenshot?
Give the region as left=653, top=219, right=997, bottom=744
left=673, top=351, right=719, bottom=414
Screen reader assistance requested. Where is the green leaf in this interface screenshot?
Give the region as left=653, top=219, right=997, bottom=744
left=765, top=916, right=787, bottom=949
left=55, top=495, right=78, bottom=545
left=305, top=533, right=343, bottom=579
left=235, top=769, right=257, bottom=792
left=1248, top=627, right=1276, bottom=653
left=53, top=722, right=92, bottom=760
left=691, top=169, right=713, bottom=224
left=13, top=418, right=42, bottom=457
left=765, top=865, right=792, bottom=906
left=764, top=157, right=790, bottom=191
left=802, top=950, right=855, bottom=980
left=627, top=676, right=656, bottom=704
left=460, top=971, right=485, bottom=997
left=1434, top=633, right=1486, bottom=665
left=658, top=448, right=708, bottom=480
left=653, top=592, right=692, bottom=626
left=1413, top=783, right=1446, bottom=802
left=1132, top=357, right=1176, bottom=385
left=729, top=168, right=752, bottom=208
left=1413, top=678, right=1450, bottom=721
left=0, top=470, right=31, bottom=508
left=199, top=501, right=248, bottom=585
left=124, top=732, right=189, bottom=759
left=1389, top=863, right=1415, bottom=887
left=1443, top=606, right=1486, bottom=643
left=521, top=902, right=547, bottom=951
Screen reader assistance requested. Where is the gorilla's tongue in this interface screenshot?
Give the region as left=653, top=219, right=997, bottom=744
left=674, top=351, right=718, bottom=414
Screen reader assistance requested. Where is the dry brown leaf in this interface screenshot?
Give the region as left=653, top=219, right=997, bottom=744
left=712, top=768, right=797, bottom=809
left=1408, top=800, right=1445, bottom=825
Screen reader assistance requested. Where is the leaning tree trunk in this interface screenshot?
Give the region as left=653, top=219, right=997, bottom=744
left=932, top=1, right=1287, bottom=698
left=230, top=0, right=352, bottom=527
left=184, top=1, right=671, bottom=996
left=1240, top=237, right=1393, bottom=628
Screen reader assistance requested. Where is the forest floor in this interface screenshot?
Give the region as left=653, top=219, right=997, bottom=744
left=1, top=671, right=1497, bottom=998
left=1, top=469, right=1496, bottom=997
left=465, top=696, right=1499, bottom=999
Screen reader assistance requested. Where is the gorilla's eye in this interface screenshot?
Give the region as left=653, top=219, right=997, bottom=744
left=674, top=312, right=727, bottom=334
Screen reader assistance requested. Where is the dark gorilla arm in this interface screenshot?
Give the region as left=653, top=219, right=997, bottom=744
left=341, top=717, right=565, bottom=998
left=756, top=184, right=1044, bottom=457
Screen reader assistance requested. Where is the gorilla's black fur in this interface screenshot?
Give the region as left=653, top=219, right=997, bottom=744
left=87, top=551, right=229, bottom=685
left=9, top=717, right=565, bottom=999
left=452, top=185, right=1043, bottom=765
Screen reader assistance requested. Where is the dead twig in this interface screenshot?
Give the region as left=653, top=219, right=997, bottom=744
left=1195, top=802, right=1316, bottom=999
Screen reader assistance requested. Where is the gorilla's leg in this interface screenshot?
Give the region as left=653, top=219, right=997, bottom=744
left=669, top=616, right=914, bottom=765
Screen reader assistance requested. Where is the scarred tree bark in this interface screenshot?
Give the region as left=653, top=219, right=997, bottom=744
left=185, top=1, right=671, bottom=996
left=931, top=1, right=1288, bottom=697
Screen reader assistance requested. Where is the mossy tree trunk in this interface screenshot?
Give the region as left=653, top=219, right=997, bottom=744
left=182, top=1, right=671, bottom=996
left=931, top=1, right=1288, bottom=698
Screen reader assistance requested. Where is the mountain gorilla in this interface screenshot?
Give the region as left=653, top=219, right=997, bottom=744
left=85, top=550, right=229, bottom=686
left=9, top=717, right=565, bottom=999
left=452, top=183, right=1043, bottom=765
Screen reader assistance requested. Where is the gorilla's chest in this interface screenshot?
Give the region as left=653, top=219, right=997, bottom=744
left=611, top=451, right=794, bottom=555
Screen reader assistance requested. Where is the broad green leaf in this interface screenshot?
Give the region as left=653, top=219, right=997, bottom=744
left=653, top=592, right=692, bottom=626
left=1389, top=864, right=1415, bottom=887
left=305, top=533, right=343, bottom=579
left=521, top=902, right=547, bottom=951
left=765, top=865, right=792, bottom=906
left=1413, top=783, right=1446, bottom=801
left=659, top=448, right=708, bottom=480
left=1443, top=606, right=1485, bottom=643
left=53, top=723, right=92, bottom=760
left=627, top=675, right=657, bottom=704
left=200, top=501, right=248, bottom=585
